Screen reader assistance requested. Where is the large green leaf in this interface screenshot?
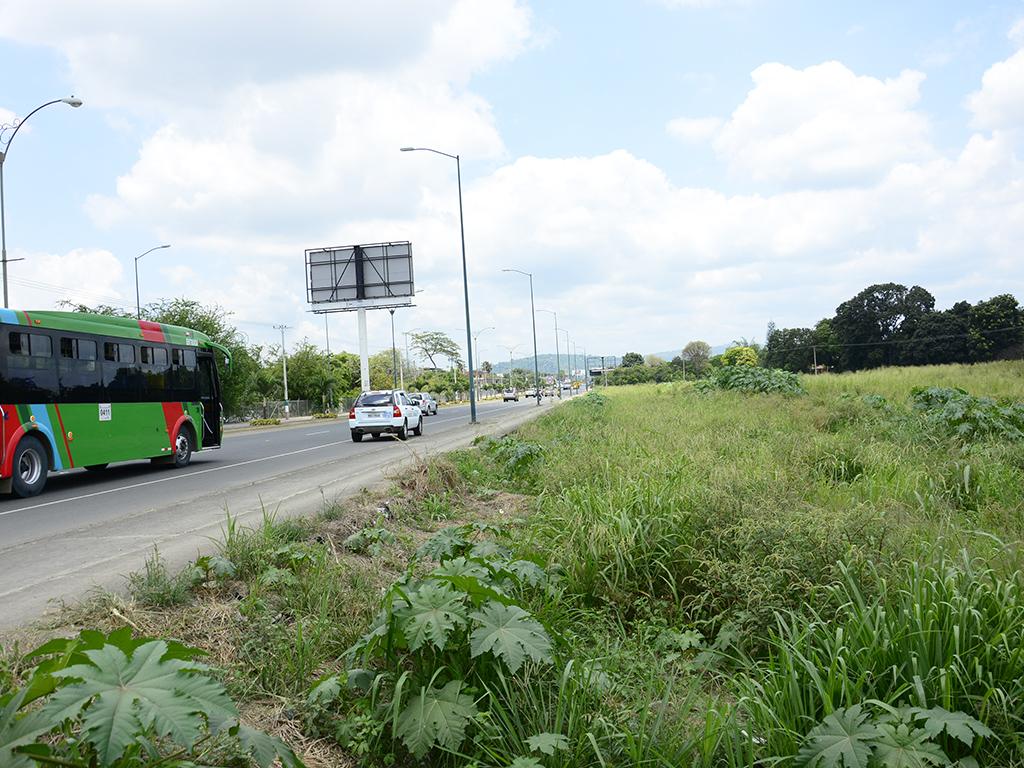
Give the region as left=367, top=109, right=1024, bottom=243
left=394, top=680, right=478, bottom=758
left=415, top=527, right=471, bottom=562
left=911, top=708, right=994, bottom=749
left=469, top=601, right=552, bottom=673
left=42, top=640, right=237, bottom=764
left=872, top=724, right=950, bottom=768
left=527, top=731, right=569, bottom=755
left=396, top=582, right=468, bottom=652
left=796, top=705, right=881, bottom=768
left=234, top=721, right=304, bottom=768
left=0, top=688, right=51, bottom=768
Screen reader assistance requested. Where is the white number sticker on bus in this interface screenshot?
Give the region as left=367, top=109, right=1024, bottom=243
left=99, top=403, right=112, bottom=421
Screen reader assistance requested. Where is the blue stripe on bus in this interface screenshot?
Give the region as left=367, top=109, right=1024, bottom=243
left=0, top=308, right=20, bottom=325
left=28, top=405, right=63, bottom=471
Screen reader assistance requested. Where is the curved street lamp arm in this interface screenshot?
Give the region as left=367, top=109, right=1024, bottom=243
left=135, top=244, right=171, bottom=264
left=399, top=146, right=458, bottom=160
left=1, top=98, right=81, bottom=157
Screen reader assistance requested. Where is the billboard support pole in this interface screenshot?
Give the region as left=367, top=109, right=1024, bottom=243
left=358, top=308, right=370, bottom=391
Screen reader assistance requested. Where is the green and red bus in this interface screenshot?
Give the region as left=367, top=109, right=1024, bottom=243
left=0, top=309, right=229, bottom=497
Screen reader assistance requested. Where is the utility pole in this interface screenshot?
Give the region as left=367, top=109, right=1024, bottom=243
left=537, top=309, right=561, bottom=398
left=324, top=315, right=333, bottom=410
left=274, top=324, right=291, bottom=419
left=813, top=345, right=818, bottom=375
left=389, top=309, right=400, bottom=390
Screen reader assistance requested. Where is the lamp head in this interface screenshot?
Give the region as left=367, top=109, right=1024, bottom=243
left=62, top=97, right=83, bottom=108
left=399, top=147, right=415, bottom=152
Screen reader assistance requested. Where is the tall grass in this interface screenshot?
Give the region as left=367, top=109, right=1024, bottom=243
left=733, top=552, right=1024, bottom=763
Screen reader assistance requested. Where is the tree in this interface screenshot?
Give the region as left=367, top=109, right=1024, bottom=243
left=620, top=352, right=644, bottom=367
left=682, top=341, right=712, bottom=376
left=968, top=294, right=1023, bottom=361
left=722, top=345, right=759, bottom=367
left=763, top=326, right=814, bottom=372
left=644, top=354, right=665, bottom=367
left=902, top=310, right=970, bottom=365
left=832, top=283, right=935, bottom=370
left=411, top=331, right=461, bottom=369
left=279, top=340, right=337, bottom=406
left=57, top=301, right=133, bottom=318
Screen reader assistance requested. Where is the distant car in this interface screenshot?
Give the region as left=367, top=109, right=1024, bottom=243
left=408, top=392, right=438, bottom=415
left=523, top=388, right=537, bottom=398
left=349, top=390, right=423, bottom=442
left=502, top=388, right=519, bottom=402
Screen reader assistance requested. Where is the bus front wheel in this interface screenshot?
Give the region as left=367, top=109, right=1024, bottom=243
left=12, top=436, right=48, bottom=498
left=173, top=427, right=194, bottom=468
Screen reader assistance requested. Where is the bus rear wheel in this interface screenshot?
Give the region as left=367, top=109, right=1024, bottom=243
left=12, top=436, right=48, bottom=498
left=173, top=427, right=194, bottom=468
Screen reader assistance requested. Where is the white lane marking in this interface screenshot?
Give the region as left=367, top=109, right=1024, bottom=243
left=305, top=430, right=330, bottom=436
left=0, top=399, right=526, bottom=519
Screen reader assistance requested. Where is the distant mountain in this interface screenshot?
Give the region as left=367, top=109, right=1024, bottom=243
left=489, top=353, right=605, bottom=375
left=649, top=345, right=727, bottom=361
left=486, top=345, right=729, bottom=374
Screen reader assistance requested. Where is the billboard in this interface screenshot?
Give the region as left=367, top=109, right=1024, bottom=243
left=306, top=241, right=414, bottom=312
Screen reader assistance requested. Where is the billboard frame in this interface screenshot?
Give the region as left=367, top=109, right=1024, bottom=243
left=305, top=241, right=414, bottom=313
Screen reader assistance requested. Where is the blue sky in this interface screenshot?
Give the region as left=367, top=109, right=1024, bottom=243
left=0, top=0, right=1022, bottom=364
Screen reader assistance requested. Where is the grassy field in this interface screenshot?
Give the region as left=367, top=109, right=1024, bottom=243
left=2, top=361, right=1023, bottom=767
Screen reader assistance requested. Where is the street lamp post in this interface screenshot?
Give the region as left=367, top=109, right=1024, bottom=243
left=559, top=330, right=572, bottom=391
left=400, top=146, right=478, bottom=424
left=0, top=96, right=83, bottom=308
left=502, top=344, right=520, bottom=389
left=134, top=244, right=171, bottom=318
left=274, top=324, right=291, bottom=419
left=402, top=327, right=420, bottom=391
left=536, top=308, right=560, bottom=398
left=503, top=268, right=541, bottom=405
left=472, top=326, right=493, bottom=392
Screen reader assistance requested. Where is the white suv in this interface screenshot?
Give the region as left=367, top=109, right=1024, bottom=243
left=349, top=390, right=423, bottom=442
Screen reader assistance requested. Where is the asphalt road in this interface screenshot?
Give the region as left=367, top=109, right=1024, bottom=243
left=0, top=396, right=554, bottom=630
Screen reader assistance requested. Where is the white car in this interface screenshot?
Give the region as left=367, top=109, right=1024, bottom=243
left=408, top=392, right=438, bottom=415
left=349, top=390, right=423, bottom=442
left=502, top=388, right=519, bottom=402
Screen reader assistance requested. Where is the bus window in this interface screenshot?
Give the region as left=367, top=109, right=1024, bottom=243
left=59, top=337, right=102, bottom=402
left=171, top=348, right=197, bottom=397
left=6, top=331, right=58, bottom=402
left=102, top=341, right=142, bottom=401
left=141, top=345, right=170, bottom=399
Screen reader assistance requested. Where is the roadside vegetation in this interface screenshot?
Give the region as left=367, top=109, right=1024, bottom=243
left=3, top=360, right=1023, bottom=766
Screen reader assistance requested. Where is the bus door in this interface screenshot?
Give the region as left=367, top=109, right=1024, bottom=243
left=198, top=352, right=222, bottom=447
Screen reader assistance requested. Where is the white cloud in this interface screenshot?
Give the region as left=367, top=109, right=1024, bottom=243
left=10, top=248, right=126, bottom=310
left=2, top=6, right=1023, bottom=355
left=666, top=116, right=722, bottom=142
left=966, top=49, right=1024, bottom=131
left=714, top=61, right=932, bottom=186
left=1009, top=18, right=1024, bottom=48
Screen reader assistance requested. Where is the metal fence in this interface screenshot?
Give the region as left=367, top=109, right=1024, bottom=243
left=231, top=399, right=314, bottom=421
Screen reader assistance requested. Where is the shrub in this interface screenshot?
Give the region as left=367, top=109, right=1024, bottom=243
left=249, top=417, right=281, bottom=426
left=911, top=386, right=1024, bottom=441
left=326, top=525, right=556, bottom=761
left=0, top=628, right=301, bottom=767
left=312, top=412, right=338, bottom=419
left=721, top=345, right=759, bottom=367
left=696, top=365, right=806, bottom=395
